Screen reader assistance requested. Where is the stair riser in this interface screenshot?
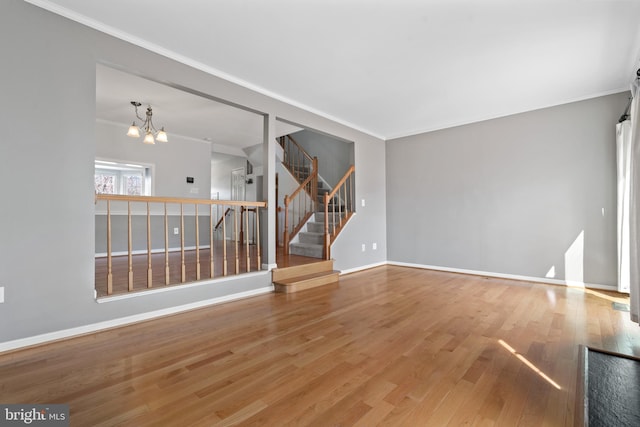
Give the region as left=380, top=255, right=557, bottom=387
left=314, top=214, right=346, bottom=223
left=272, top=260, right=334, bottom=281
left=290, top=244, right=324, bottom=259
left=317, top=198, right=344, bottom=207
left=299, top=233, right=324, bottom=244
left=318, top=206, right=346, bottom=214
left=274, top=272, right=339, bottom=293
left=307, top=222, right=324, bottom=233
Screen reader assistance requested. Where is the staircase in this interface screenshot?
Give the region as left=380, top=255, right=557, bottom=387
left=272, top=259, right=339, bottom=293
left=289, top=181, right=344, bottom=258
left=279, top=134, right=355, bottom=261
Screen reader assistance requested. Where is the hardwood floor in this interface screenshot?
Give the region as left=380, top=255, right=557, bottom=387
left=2, top=265, right=640, bottom=426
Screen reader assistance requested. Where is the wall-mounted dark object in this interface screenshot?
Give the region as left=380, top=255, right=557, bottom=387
left=246, top=178, right=253, bottom=184
left=186, top=177, right=194, bottom=184
left=619, top=97, right=633, bottom=123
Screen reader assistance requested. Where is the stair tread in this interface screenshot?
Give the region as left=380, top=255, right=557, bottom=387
left=274, top=270, right=340, bottom=285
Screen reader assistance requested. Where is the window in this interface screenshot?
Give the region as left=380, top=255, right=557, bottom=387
left=94, top=160, right=152, bottom=196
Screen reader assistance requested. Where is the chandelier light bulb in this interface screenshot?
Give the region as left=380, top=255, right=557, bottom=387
left=156, top=127, right=168, bottom=142
left=127, top=123, right=140, bottom=138
left=143, top=131, right=155, bottom=145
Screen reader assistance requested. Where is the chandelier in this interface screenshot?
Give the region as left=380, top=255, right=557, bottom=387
left=126, top=101, right=168, bottom=144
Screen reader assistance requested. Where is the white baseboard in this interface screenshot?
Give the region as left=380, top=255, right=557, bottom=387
left=387, top=261, right=617, bottom=291
left=0, top=286, right=274, bottom=354
left=340, top=261, right=387, bottom=275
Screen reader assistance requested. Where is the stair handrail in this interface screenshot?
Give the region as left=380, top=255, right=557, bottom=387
left=283, top=160, right=318, bottom=255
left=279, top=135, right=316, bottom=184
left=214, top=207, right=234, bottom=230
left=323, top=165, right=355, bottom=260
left=279, top=134, right=313, bottom=163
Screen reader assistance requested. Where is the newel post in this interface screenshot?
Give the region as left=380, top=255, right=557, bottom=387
left=312, top=157, right=318, bottom=212
left=283, top=195, right=290, bottom=255
left=324, top=192, right=331, bottom=260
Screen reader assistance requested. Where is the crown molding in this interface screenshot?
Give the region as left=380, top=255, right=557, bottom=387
left=25, top=0, right=385, bottom=141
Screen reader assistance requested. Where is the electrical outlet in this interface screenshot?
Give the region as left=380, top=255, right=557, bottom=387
left=372, top=243, right=377, bottom=250
left=0, top=287, right=4, bottom=303
left=361, top=199, right=366, bottom=207
left=173, top=227, right=179, bottom=235
left=361, top=244, right=366, bottom=252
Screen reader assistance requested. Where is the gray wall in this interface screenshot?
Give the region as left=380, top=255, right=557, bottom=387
left=95, top=214, right=213, bottom=253
left=332, top=133, right=387, bottom=270
left=289, top=129, right=354, bottom=188
left=0, top=0, right=386, bottom=344
left=386, top=92, right=627, bottom=287
left=210, top=154, right=253, bottom=241
left=95, top=121, right=215, bottom=253
left=97, top=121, right=211, bottom=198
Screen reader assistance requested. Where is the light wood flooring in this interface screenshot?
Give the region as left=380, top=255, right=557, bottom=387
left=3, top=265, right=640, bottom=426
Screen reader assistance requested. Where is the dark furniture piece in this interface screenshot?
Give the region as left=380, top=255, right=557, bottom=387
left=576, top=345, right=640, bottom=426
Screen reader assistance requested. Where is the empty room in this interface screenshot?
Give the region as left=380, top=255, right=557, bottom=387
left=1, top=1, right=640, bottom=425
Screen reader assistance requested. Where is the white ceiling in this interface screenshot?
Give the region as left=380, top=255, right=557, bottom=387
left=96, top=64, right=300, bottom=154
left=30, top=0, right=640, bottom=140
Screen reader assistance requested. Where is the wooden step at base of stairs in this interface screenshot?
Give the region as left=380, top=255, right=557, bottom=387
left=274, top=270, right=340, bottom=293
left=272, top=260, right=339, bottom=293
left=272, top=259, right=333, bottom=281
